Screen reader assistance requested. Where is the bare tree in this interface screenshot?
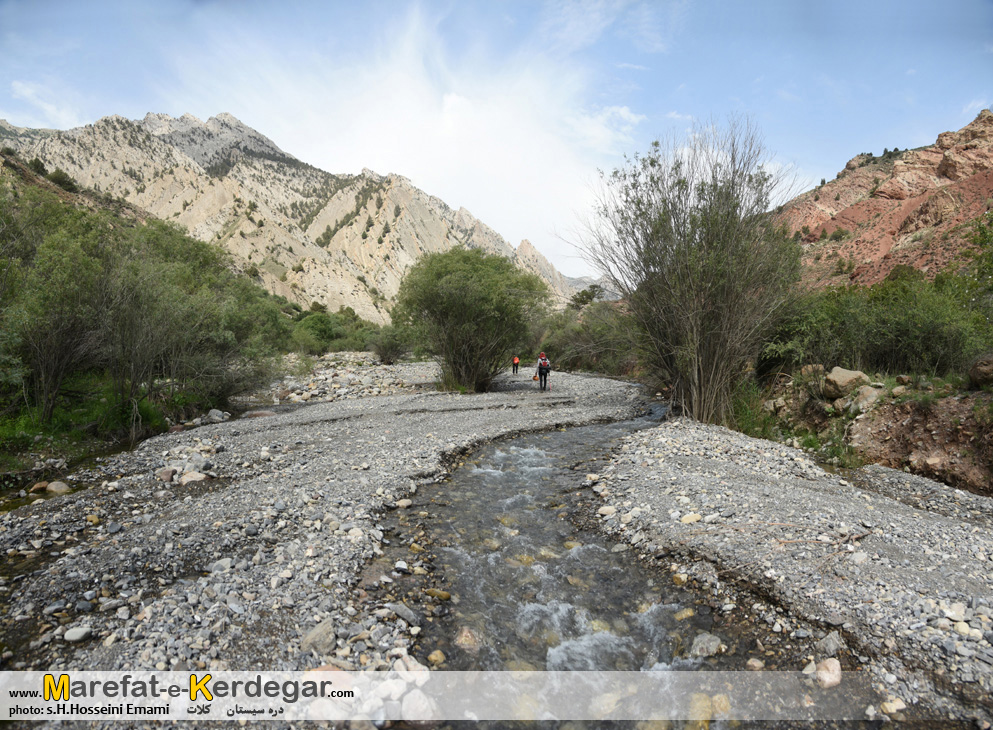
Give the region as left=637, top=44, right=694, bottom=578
left=585, top=117, right=800, bottom=424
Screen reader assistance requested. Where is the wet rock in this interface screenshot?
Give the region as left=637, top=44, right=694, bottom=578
left=689, top=632, right=722, bottom=658
left=454, top=626, right=482, bottom=653
left=46, top=481, right=71, bottom=495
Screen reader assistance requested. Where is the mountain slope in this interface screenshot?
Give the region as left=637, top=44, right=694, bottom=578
left=1, top=113, right=583, bottom=322
left=780, top=109, right=993, bottom=286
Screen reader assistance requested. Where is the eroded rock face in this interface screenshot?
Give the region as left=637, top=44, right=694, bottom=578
left=0, top=113, right=587, bottom=324
left=779, top=109, right=993, bottom=287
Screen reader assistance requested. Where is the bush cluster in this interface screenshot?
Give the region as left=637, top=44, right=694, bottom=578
left=290, top=306, right=379, bottom=355
left=760, top=266, right=993, bottom=377
left=0, top=185, right=291, bottom=440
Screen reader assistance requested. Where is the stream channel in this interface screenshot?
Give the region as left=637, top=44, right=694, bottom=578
left=361, top=411, right=816, bottom=728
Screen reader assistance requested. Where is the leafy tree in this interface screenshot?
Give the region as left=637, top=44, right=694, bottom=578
left=28, top=158, right=47, bottom=176
left=46, top=168, right=79, bottom=192
left=19, top=233, right=103, bottom=421
left=585, top=117, right=800, bottom=424
left=537, top=301, right=638, bottom=375
left=394, top=247, right=549, bottom=391
left=568, top=283, right=605, bottom=310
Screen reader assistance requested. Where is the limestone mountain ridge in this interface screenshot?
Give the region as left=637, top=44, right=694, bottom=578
left=780, top=109, right=993, bottom=286
left=0, top=112, right=588, bottom=322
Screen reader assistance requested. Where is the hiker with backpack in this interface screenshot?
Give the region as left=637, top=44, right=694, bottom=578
left=535, top=352, right=551, bottom=391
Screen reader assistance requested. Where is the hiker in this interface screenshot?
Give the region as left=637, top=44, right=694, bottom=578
left=512, top=355, right=519, bottom=374
left=535, top=352, right=551, bottom=391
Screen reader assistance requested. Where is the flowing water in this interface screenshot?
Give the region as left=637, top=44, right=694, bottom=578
left=405, top=414, right=721, bottom=674
left=363, top=415, right=879, bottom=727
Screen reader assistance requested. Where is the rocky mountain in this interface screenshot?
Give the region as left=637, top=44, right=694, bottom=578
left=779, top=109, right=993, bottom=286
left=0, top=113, right=586, bottom=322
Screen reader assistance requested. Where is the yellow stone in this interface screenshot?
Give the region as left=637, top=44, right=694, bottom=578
left=686, top=693, right=712, bottom=730
left=85, top=515, right=100, bottom=525
left=590, top=619, right=611, bottom=633
left=566, top=575, right=590, bottom=589
left=408, top=542, right=425, bottom=553
left=680, top=513, right=702, bottom=524
left=427, top=649, right=445, bottom=665
left=425, top=588, right=451, bottom=600
left=674, top=608, right=695, bottom=621
left=563, top=540, right=583, bottom=549
left=673, top=573, right=689, bottom=586
left=881, top=698, right=907, bottom=714
left=712, top=694, right=732, bottom=715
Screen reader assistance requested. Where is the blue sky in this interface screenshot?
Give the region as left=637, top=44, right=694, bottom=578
left=1, top=0, right=991, bottom=277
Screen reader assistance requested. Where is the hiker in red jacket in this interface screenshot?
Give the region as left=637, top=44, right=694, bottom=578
left=512, top=355, right=520, bottom=374
left=535, top=352, right=551, bottom=391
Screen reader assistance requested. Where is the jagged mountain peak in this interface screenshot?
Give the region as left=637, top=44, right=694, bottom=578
left=1, top=112, right=582, bottom=322
left=136, top=111, right=293, bottom=170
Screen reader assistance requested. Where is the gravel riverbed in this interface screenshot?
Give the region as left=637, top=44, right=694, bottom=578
left=0, top=356, right=641, bottom=681
left=3, top=354, right=991, bottom=726
left=590, top=417, right=993, bottom=726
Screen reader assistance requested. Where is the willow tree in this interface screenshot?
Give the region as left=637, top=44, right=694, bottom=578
left=585, top=118, right=800, bottom=424
left=393, top=247, right=548, bottom=392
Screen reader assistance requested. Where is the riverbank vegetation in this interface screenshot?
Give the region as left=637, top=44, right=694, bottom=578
left=393, top=247, right=548, bottom=392
left=0, top=171, right=386, bottom=469
left=585, top=118, right=801, bottom=424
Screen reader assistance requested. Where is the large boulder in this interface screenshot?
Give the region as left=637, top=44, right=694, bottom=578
left=968, top=354, right=993, bottom=389
left=848, top=385, right=882, bottom=415
left=823, top=367, right=870, bottom=400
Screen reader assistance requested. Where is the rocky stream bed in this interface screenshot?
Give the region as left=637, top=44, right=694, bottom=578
left=2, top=354, right=992, bottom=727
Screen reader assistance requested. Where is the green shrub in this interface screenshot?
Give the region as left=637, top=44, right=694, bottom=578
left=369, top=325, right=408, bottom=364
left=28, top=158, right=47, bottom=176
left=760, top=270, right=992, bottom=377
left=46, top=168, right=79, bottom=192
left=536, top=302, right=638, bottom=376
left=393, top=247, right=548, bottom=391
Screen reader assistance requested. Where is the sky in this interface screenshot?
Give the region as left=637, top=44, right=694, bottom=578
left=1, top=1, right=991, bottom=278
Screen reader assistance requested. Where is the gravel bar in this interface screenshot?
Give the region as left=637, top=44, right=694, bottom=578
left=0, top=360, right=642, bottom=682
left=589, top=416, right=993, bottom=726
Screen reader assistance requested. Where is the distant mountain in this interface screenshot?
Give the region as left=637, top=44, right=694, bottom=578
left=0, top=113, right=587, bottom=322
left=779, top=109, right=993, bottom=286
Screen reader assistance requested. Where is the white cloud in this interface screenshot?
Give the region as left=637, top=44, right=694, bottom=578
left=156, top=6, right=635, bottom=277
left=537, top=0, right=623, bottom=55
left=962, top=98, right=991, bottom=116
left=665, top=110, right=693, bottom=121
left=617, top=62, right=649, bottom=71
left=9, top=80, right=83, bottom=129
